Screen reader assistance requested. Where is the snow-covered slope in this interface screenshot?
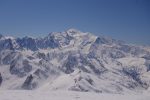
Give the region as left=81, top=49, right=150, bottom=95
left=0, top=29, right=150, bottom=94
left=0, top=90, right=150, bottom=100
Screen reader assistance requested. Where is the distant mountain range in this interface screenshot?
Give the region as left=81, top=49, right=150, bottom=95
left=0, top=29, right=150, bottom=93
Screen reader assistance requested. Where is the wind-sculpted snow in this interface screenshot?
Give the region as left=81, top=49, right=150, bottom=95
left=0, top=90, right=150, bottom=100
left=0, top=29, right=150, bottom=94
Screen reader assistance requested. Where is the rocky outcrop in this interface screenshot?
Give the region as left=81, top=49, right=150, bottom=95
left=0, top=73, right=2, bottom=86
left=22, top=74, right=36, bottom=90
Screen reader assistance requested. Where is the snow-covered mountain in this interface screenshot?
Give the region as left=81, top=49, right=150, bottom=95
left=0, top=29, right=150, bottom=93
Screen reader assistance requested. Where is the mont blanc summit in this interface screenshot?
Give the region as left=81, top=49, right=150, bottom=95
left=0, top=29, right=150, bottom=94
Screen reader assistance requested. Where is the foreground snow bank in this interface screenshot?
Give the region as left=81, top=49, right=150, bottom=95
left=0, top=90, right=149, bottom=100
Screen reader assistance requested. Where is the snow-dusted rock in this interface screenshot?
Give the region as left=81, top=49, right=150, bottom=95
left=0, top=29, right=150, bottom=94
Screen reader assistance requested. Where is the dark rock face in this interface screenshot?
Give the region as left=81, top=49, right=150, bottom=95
left=34, top=69, right=48, bottom=79
left=43, top=36, right=59, bottom=48
left=2, top=51, right=16, bottom=65
left=123, top=67, right=140, bottom=81
left=147, top=64, right=150, bottom=72
left=122, top=67, right=148, bottom=89
left=119, top=44, right=148, bottom=56
left=142, top=54, right=150, bottom=60
left=22, top=74, right=36, bottom=90
left=95, top=37, right=110, bottom=44
left=0, top=39, right=14, bottom=50
left=62, top=55, right=78, bottom=74
left=145, top=61, right=150, bottom=72
left=10, top=59, right=32, bottom=77
left=0, top=73, right=2, bottom=86
left=16, top=37, right=38, bottom=51
left=23, top=60, right=32, bottom=73
left=110, top=50, right=125, bottom=59
left=36, top=34, right=60, bottom=49
left=36, top=52, right=46, bottom=59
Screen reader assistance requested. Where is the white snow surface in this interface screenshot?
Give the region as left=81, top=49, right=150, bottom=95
left=0, top=90, right=150, bottom=100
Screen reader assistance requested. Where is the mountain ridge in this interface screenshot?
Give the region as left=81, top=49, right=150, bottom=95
left=0, top=29, right=150, bottom=93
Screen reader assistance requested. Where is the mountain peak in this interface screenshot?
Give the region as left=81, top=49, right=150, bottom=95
left=66, top=28, right=81, bottom=33
left=66, top=28, right=87, bottom=37
left=0, top=29, right=150, bottom=94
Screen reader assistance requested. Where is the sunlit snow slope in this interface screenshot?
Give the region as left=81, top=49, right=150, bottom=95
left=0, top=29, right=150, bottom=94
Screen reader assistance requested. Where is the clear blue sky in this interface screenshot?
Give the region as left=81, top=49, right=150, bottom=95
left=0, top=0, right=150, bottom=45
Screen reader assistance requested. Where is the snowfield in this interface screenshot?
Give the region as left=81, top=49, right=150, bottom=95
left=0, top=29, right=150, bottom=100
left=0, top=90, right=150, bottom=100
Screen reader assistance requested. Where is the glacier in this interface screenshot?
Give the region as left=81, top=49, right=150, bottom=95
left=0, top=29, right=150, bottom=95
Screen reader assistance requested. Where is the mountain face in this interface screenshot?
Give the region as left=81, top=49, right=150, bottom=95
left=0, top=29, right=150, bottom=93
